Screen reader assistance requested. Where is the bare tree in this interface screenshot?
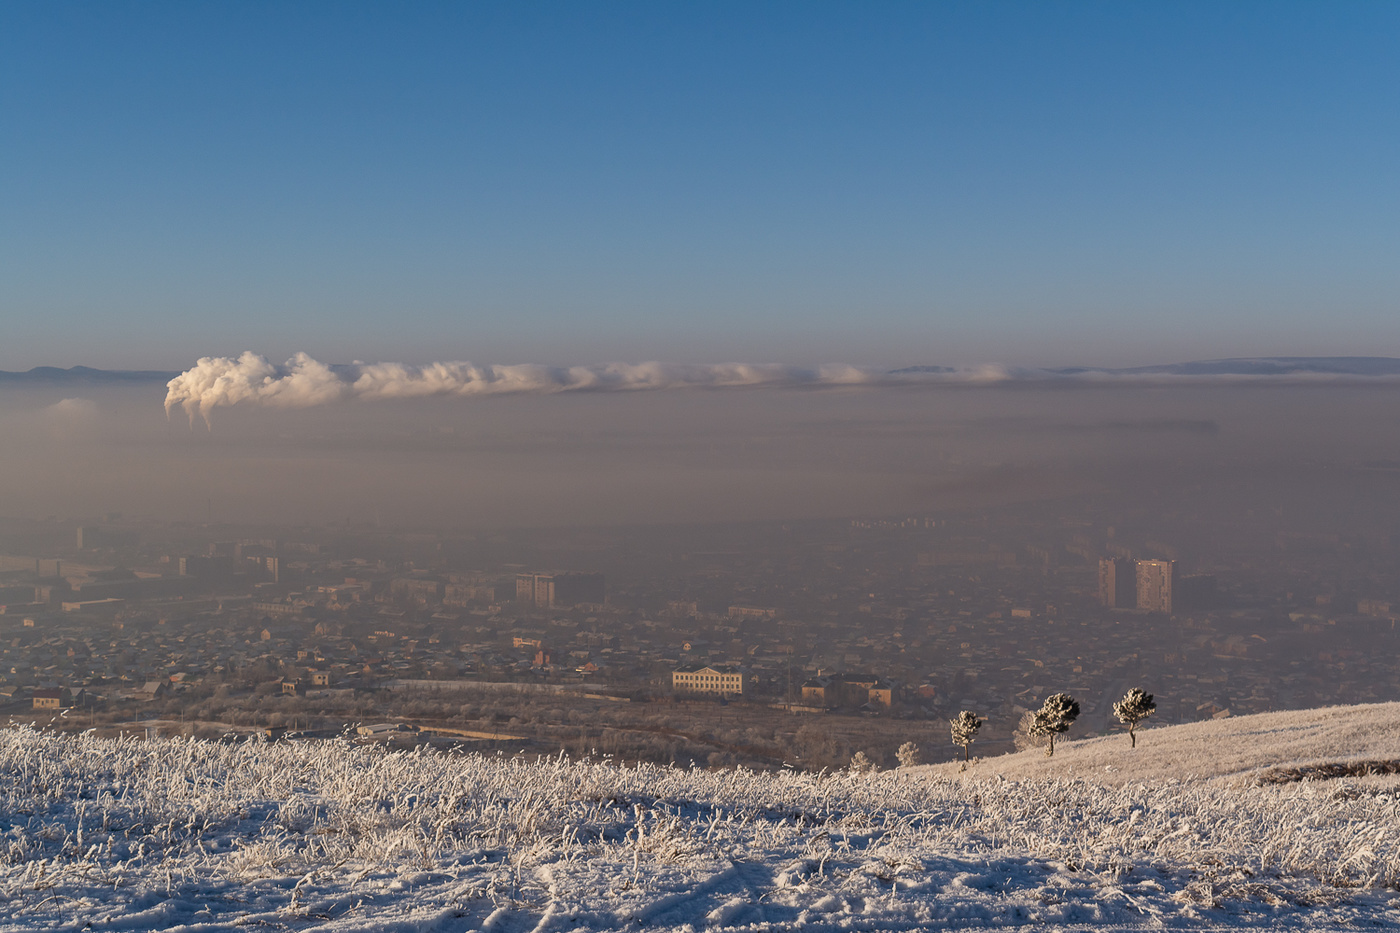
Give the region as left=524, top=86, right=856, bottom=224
left=950, top=710, right=982, bottom=761
left=1029, top=693, right=1079, bottom=757
left=1112, top=688, right=1156, bottom=748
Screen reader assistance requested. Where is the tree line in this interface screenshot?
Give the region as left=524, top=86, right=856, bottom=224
left=854, top=687, right=1157, bottom=771
left=949, top=687, right=1156, bottom=761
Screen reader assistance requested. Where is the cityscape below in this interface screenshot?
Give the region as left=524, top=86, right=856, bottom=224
left=2, top=472, right=1395, bottom=769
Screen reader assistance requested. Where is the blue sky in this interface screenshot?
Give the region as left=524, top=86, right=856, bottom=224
left=2, top=1, right=1398, bottom=370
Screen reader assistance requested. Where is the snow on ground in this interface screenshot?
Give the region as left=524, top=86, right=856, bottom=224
left=0, top=708, right=1398, bottom=931
left=924, top=701, right=1400, bottom=786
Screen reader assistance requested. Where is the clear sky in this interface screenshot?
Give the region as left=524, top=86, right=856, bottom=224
left=2, top=1, right=1398, bottom=370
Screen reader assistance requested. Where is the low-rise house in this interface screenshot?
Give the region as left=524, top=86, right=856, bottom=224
left=800, top=672, right=895, bottom=708
left=355, top=722, right=416, bottom=737
left=32, top=687, right=64, bottom=709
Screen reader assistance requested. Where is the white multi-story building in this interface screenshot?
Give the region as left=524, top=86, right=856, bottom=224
left=672, top=664, right=744, bottom=696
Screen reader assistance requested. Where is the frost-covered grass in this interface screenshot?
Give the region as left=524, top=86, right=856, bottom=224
left=0, top=713, right=1399, bottom=930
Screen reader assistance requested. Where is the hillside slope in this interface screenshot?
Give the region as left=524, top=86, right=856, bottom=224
left=0, top=707, right=1397, bottom=930
left=924, top=701, right=1400, bottom=785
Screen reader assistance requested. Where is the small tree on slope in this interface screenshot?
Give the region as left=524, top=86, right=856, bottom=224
left=1112, top=687, right=1156, bottom=748
left=950, top=711, right=982, bottom=762
left=1029, top=693, right=1080, bottom=758
left=896, top=741, right=921, bottom=768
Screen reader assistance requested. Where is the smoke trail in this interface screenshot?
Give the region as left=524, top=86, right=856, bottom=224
left=164, top=352, right=994, bottom=425
left=164, top=352, right=1400, bottom=426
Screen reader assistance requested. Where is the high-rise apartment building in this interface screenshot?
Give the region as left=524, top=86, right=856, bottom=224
left=515, top=572, right=606, bottom=608
left=1099, top=557, right=1176, bottom=613
left=1098, top=557, right=1137, bottom=609
left=1135, top=559, right=1175, bottom=614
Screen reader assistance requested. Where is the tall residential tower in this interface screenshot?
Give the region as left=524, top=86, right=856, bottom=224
left=1100, top=557, right=1175, bottom=613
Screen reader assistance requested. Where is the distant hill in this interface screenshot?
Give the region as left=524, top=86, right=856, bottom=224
left=1054, top=357, right=1400, bottom=377
left=6, top=357, right=1400, bottom=388
left=888, top=356, right=1400, bottom=380
left=0, top=365, right=177, bottom=384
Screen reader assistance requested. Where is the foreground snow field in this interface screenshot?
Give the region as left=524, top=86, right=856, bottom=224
left=1, top=708, right=1399, bottom=931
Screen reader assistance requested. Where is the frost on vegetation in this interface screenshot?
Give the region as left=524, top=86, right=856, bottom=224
left=1113, top=688, right=1157, bottom=749
left=0, top=725, right=1395, bottom=930
left=895, top=741, right=921, bottom=768
left=950, top=710, right=982, bottom=762
left=1029, top=693, right=1081, bottom=757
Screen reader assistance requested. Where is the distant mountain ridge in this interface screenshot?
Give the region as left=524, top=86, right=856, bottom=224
left=890, top=354, right=1400, bottom=375
left=0, top=365, right=178, bottom=384
left=1047, top=357, right=1400, bottom=377
left=5, top=357, right=1400, bottom=387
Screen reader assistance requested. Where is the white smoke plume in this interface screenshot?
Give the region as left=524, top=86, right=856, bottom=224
left=164, top=352, right=1400, bottom=426
left=164, top=352, right=1004, bottom=426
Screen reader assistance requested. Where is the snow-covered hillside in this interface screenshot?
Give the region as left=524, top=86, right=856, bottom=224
left=0, top=707, right=1398, bottom=931
left=925, top=701, right=1400, bottom=785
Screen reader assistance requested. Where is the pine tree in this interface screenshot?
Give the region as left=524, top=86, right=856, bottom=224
left=848, top=750, right=876, bottom=773
left=1112, top=687, right=1156, bottom=748
left=950, top=710, right=982, bottom=761
left=1028, top=693, right=1080, bottom=757
left=896, top=741, right=921, bottom=768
